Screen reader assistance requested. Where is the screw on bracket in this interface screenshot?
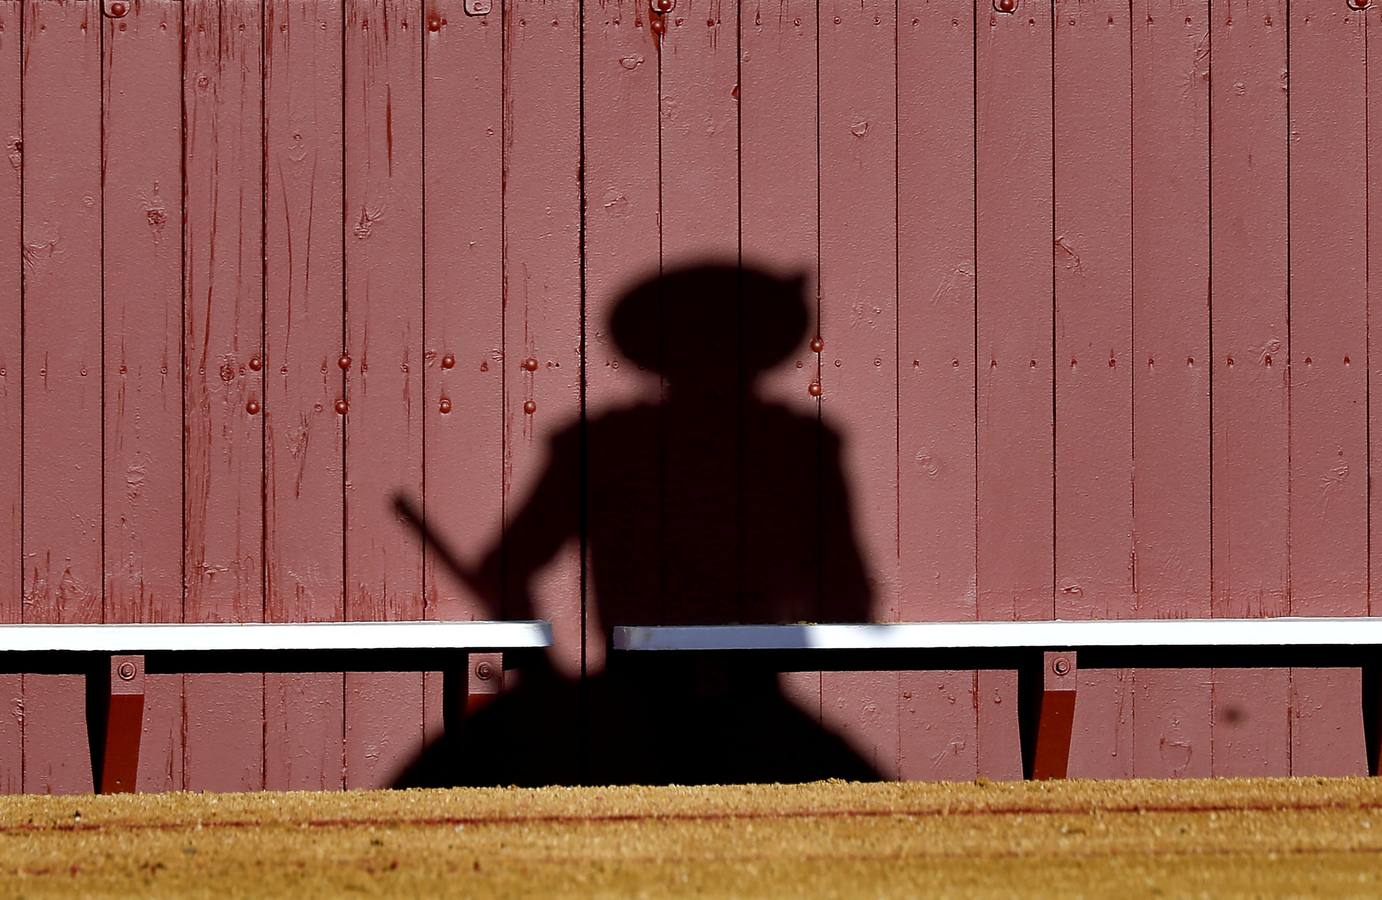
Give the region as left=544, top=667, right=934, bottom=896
left=117, top=661, right=137, bottom=681
left=1051, top=656, right=1071, bottom=677
left=475, top=661, right=494, bottom=681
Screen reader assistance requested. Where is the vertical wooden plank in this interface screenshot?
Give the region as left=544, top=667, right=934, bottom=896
left=182, top=0, right=265, bottom=792
left=581, top=0, right=658, bottom=712
left=1373, top=0, right=1382, bottom=634
left=974, top=0, right=1054, bottom=780
left=740, top=0, right=823, bottom=745
left=896, top=0, right=976, bottom=782
left=1287, top=1, right=1367, bottom=776
left=658, top=0, right=738, bottom=616
left=421, top=0, right=503, bottom=745
left=264, top=0, right=345, bottom=791
left=1130, top=0, right=1212, bottom=779
left=22, top=0, right=102, bottom=795
left=0, top=0, right=22, bottom=793
left=580, top=0, right=659, bottom=783
left=818, top=0, right=898, bottom=779
left=502, top=0, right=582, bottom=682
left=343, top=0, right=424, bottom=789
left=1209, top=0, right=1289, bottom=777
left=1053, top=0, right=1134, bottom=779
left=103, top=0, right=184, bottom=792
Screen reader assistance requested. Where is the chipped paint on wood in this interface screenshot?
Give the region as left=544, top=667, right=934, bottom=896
left=103, top=0, right=185, bottom=792
left=0, top=0, right=22, bottom=794
left=21, top=0, right=102, bottom=795
left=264, top=0, right=346, bottom=791
left=182, top=0, right=266, bottom=792
left=343, top=0, right=424, bottom=790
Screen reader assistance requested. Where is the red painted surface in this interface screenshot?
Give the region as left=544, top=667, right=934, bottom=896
left=896, top=0, right=977, bottom=785
left=102, top=0, right=184, bottom=794
left=740, top=0, right=824, bottom=758
left=0, top=0, right=22, bottom=795
left=501, top=0, right=582, bottom=680
left=1130, top=0, right=1212, bottom=780
left=1286, top=2, right=1368, bottom=777
left=5, top=0, right=1382, bottom=791
left=818, top=0, right=899, bottom=780
left=183, top=0, right=266, bottom=792
left=975, top=1, right=1054, bottom=781
left=1054, top=0, right=1134, bottom=779
left=343, top=0, right=424, bottom=789
left=420, top=0, right=503, bottom=747
left=23, top=0, right=102, bottom=795
left=264, top=0, right=346, bottom=790
left=1209, top=0, right=1290, bottom=778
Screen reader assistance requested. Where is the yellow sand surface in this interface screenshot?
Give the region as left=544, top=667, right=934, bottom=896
left=0, top=777, right=1379, bottom=897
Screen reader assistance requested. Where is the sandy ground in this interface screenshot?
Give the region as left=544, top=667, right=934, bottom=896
left=0, top=777, right=1379, bottom=897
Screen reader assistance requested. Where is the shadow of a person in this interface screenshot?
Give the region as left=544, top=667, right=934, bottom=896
left=396, top=263, right=881, bottom=786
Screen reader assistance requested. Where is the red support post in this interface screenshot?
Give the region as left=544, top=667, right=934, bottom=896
left=1020, top=650, right=1078, bottom=780
left=88, top=655, right=146, bottom=793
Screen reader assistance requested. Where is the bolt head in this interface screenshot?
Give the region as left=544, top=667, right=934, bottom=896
left=475, top=661, right=494, bottom=680
left=440, top=353, right=456, bottom=369
left=109, top=1, right=128, bottom=17
left=248, top=356, right=262, bottom=372
left=810, top=337, right=824, bottom=353
left=439, top=397, right=453, bottom=414
left=245, top=399, right=261, bottom=415
left=1052, top=656, right=1071, bottom=676
left=117, top=662, right=137, bottom=681
left=522, top=357, right=539, bottom=372
left=994, top=0, right=1016, bottom=12
left=807, top=381, right=822, bottom=397
left=338, top=354, right=352, bottom=370
left=651, top=0, right=674, bottom=13
left=334, top=399, right=348, bottom=415
left=523, top=399, right=538, bottom=415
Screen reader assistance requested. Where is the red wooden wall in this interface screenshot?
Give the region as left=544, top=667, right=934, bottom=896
left=0, top=0, right=1378, bottom=791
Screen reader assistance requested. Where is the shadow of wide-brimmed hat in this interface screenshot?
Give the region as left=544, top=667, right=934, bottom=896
left=609, top=263, right=809, bottom=375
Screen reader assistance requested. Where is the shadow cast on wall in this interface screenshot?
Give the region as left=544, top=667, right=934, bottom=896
left=393, top=263, right=882, bottom=786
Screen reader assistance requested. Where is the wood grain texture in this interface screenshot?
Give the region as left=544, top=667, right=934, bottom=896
left=343, top=0, right=425, bottom=790
left=0, top=0, right=20, bottom=794
left=502, top=0, right=582, bottom=674
left=817, top=0, right=898, bottom=780
left=896, top=0, right=976, bottom=782
left=102, top=0, right=185, bottom=792
left=740, top=0, right=823, bottom=752
left=182, top=0, right=265, bottom=792
left=1130, top=0, right=1212, bottom=780
left=22, top=0, right=102, bottom=795
left=581, top=0, right=659, bottom=686
left=1286, top=1, right=1367, bottom=776
left=420, top=0, right=504, bottom=747
left=1372, top=0, right=1382, bottom=621
left=975, top=0, right=1054, bottom=781
left=1209, top=0, right=1289, bottom=777
left=1054, top=0, right=1134, bottom=779
left=264, top=0, right=346, bottom=791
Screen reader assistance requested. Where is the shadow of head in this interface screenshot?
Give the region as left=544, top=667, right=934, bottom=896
left=609, top=263, right=809, bottom=388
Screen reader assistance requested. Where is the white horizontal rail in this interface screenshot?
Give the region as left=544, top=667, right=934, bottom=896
left=0, top=621, right=552, bottom=653
left=614, top=619, right=1382, bottom=652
